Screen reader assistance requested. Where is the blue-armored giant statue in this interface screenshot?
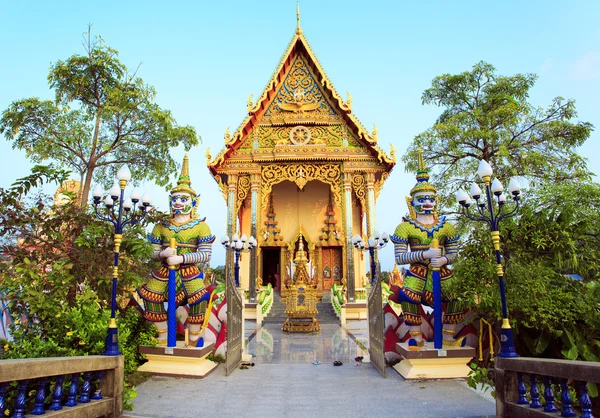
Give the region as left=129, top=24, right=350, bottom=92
left=388, top=151, right=464, bottom=348
left=137, top=154, right=215, bottom=347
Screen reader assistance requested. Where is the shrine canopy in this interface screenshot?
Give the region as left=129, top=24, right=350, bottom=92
left=206, top=23, right=396, bottom=190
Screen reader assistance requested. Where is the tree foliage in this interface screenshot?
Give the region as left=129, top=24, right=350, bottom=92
left=0, top=166, right=160, bottom=410
left=0, top=27, right=199, bottom=204
left=451, top=182, right=600, bottom=364
left=403, top=61, right=593, bottom=201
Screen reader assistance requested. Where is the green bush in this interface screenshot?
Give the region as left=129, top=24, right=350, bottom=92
left=0, top=180, right=161, bottom=411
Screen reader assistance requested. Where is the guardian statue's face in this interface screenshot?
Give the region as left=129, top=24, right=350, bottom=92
left=411, top=191, right=437, bottom=215
left=170, top=192, right=193, bottom=216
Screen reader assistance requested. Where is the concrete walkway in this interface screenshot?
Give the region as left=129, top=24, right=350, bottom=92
left=131, top=323, right=495, bottom=418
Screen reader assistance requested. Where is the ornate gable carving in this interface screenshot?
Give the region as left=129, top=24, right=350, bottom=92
left=263, top=54, right=337, bottom=122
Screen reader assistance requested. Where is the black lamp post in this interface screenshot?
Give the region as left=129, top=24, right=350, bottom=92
left=456, top=159, right=521, bottom=358
left=92, top=165, right=151, bottom=356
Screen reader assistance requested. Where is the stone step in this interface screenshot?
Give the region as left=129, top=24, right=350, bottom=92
left=262, top=292, right=339, bottom=325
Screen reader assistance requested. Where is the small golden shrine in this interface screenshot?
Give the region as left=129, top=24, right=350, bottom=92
left=206, top=12, right=395, bottom=303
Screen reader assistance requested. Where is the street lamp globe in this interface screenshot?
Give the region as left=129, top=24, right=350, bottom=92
left=117, top=164, right=132, bottom=182
left=491, top=179, right=504, bottom=195
left=477, top=159, right=493, bottom=179
left=507, top=177, right=521, bottom=196
left=469, top=183, right=482, bottom=199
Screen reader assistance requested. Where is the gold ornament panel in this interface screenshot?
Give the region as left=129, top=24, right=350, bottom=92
left=260, top=163, right=341, bottom=216
left=351, top=174, right=366, bottom=213
left=264, top=54, right=336, bottom=118
left=235, top=175, right=251, bottom=214
left=240, top=124, right=361, bottom=149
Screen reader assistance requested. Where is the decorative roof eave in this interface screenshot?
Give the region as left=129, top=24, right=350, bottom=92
left=207, top=30, right=396, bottom=177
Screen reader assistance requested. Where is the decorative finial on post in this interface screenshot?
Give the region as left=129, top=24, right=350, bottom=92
left=247, top=94, right=254, bottom=113
left=296, top=1, right=302, bottom=34
left=224, top=126, right=231, bottom=145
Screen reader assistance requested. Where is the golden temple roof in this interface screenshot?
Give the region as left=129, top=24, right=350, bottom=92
left=207, top=23, right=396, bottom=176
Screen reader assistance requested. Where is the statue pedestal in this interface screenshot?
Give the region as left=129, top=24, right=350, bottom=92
left=138, top=342, right=217, bottom=378
left=393, top=342, right=475, bottom=380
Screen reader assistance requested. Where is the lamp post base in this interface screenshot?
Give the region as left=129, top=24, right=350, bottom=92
left=499, top=327, right=519, bottom=358
left=104, top=326, right=122, bottom=356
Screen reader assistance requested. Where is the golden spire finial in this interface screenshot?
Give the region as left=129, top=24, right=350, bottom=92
left=417, top=148, right=425, bottom=171
left=171, top=153, right=196, bottom=196
left=296, top=1, right=302, bottom=34
left=181, top=152, right=190, bottom=179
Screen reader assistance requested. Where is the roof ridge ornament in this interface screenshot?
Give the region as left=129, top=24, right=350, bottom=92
left=296, top=1, right=302, bottom=34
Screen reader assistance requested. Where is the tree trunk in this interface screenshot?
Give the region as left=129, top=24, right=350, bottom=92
left=80, top=167, right=95, bottom=207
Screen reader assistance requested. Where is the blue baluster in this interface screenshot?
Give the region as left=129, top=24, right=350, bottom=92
left=530, top=375, right=542, bottom=408
left=560, top=379, right=576, bottom=417
left=78, top=372, right=91, bottom=403
left=543, top=376, right=558, bottom=413
left=517, top=373, right=529, bottom=404
left=578, top=381, right=593, bottom=418
left=91, top=371, right=104, bottom=400
left=0, top=382, right=8, bottom=416
left=50, top=375, right=65, bottom=410
left=65, top=374, right=78, bottom=407
left=31, top=377, right=48, bottom=415
left=12, top=379, right=29, bottom=418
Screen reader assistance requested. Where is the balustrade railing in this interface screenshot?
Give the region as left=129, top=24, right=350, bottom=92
left=495, top=357, right=599, bottom=417
left=0, top=355, right=123, bottom=417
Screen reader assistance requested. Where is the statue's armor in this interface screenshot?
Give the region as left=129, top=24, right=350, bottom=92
left=390, top=216, right=462, bottom=326
left=138, top=218, right=215, bottom=324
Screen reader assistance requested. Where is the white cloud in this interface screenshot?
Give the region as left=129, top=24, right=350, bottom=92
left=569, top=51, right=600, bottom=81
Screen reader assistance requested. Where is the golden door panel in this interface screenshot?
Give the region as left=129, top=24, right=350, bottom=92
left=321, top=247, right=342, bottom=291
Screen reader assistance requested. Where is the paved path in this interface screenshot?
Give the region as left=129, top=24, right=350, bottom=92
left=131, top=323, right=495, bottom=418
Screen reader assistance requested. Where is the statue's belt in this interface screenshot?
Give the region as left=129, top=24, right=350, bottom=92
left=408, top=264, right=452, bottom=279
left=152, top=264, right=201, bottom=280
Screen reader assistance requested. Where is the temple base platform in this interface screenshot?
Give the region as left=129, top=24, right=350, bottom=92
left=282, top=317, right=321, bottom=333
left=137, top=342, right=217, bottom=378
left=393, top=342, right=475, bottom=380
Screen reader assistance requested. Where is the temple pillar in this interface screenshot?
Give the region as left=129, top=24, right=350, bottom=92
left=249, top=173, right=260, bottom=302
left=343, top=173, right=356, bottom=302
left=226, top=174, right=238, bottom=281
left=365, top=172, right=377, bottom=264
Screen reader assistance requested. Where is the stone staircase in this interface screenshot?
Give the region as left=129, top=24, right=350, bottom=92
left=262, top=292, right=287, bottom=324
left=262, top=291, right=340, bottom=325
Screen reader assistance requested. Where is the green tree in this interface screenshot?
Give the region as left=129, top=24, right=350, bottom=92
left=0, top=27, right=199, bottom=204
left=403, top=61, right=593, bottom=201
left=0, top=166, right=159, bottom=410
left=452, top=182, right=600, bottom=396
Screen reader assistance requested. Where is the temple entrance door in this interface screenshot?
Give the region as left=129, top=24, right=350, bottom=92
left=261, top=248, right=281, bottom=291
left=321, top=247, right=342, bottom=291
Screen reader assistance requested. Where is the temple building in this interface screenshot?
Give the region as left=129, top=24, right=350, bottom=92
left=206, top=17, right=395, bottom=304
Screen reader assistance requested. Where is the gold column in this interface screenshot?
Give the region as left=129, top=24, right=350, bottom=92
left=364, top=173, right=376, bottom=238
left=364, top=172, right=377, bottom=266
left=249, top=173, right=260, bottom=302
left=226, top=174, right=238, bottom=280
left=343, top=173, right=356, bottom=302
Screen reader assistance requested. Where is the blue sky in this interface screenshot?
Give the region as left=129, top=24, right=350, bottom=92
left=1, top=0, right=599, bottom=269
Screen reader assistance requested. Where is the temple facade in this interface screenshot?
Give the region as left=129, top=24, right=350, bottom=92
left=206, top=21, right=395, bottom=303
